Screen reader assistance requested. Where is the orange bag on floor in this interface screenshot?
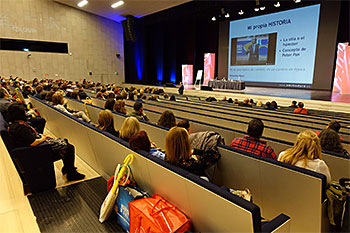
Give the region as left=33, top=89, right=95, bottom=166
left=129, top=194, right=191, bottom=233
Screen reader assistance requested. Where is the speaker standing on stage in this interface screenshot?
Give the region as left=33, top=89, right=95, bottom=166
left=178, top=82, right=184, bottom=95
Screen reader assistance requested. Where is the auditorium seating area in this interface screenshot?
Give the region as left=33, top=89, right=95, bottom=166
left=1, top=75, right=349, bottom=232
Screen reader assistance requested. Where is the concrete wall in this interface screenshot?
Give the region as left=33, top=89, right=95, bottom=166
left=0, top=0, right=124, bottom=84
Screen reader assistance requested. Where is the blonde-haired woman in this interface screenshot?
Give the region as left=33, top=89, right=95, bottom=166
left=119, top=117, right=140, bottom=142
left=52, top=92, right=91, bottom=123
left=96, top=110, right=119, bottom=137
left=113, top=99, right=127, bottom=115
left=165, top=126, right=220, bottom=177
left=278, top=130, right=331, bottom=184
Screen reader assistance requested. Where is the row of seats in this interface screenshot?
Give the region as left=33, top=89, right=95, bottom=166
left=121, top=98, right=350, bottom=147
left=64, top=95, right=334, bottom=232
left=87, top=96, right=350, bottom=181
left=154, top=97, right=350, bottom=140
left=117, top=86, right=350, bottom=124
left=28, top=95, right=291, bottom=232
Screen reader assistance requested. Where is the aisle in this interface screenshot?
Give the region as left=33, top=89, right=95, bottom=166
left=0, top=138, right=39, bottom=233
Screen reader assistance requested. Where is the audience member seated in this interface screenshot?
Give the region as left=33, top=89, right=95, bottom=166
left=45, top=91, right=55, bottom=103
left=104, top=98, right=115, bottom=111
left=170, top=95, right=176, bottom=101
left=264, top=101, right=276, bottom=110
left=234, top=99, right=239, bottom=105
left=319, top=128, right=349, bottom=156
left=239, top=98, right=252, bottom=107
left=71, top=91, right=79, bottom=100
left=230, top=118, right=277, bottom=160
left=128, top=102, right=149, bottom=122
left=115, top=94, right=123, bottom=100
left=121, top=90, right=128, bottom=99
left=7, top=102, right=85, bottom=181
left=135, top=94, right=144, bottom=103
left=129, top=130, right=151, bottom=152
left=294, top=102, right=308, bottom=115
left=113, top=99, right=127, bottom=115
left=22, top=85, right=34, bottom=98
left=78, top=86, right=88, bottom=100
left=206, top=97, right=217, bottom=102
left=256, top=101, right=263, bottom=107
left=128, top=130, right=165, bottom=160
left=271, top=101, right=278, bottom=110
left=34, top=85, right=44, bottom=100
left=315, top=120, right=344, bottom=141
left=119, top=116, right=140, bottom=142
left=278, top=130, right=331, bottom=184
left=157, top=110, right=176, bottom=129
left=52, top=92, right=91, bottom=123
left=149, top=94, right=158, bottom=101
left=165, top=126, right=220, bottom=177
left=177, top=119, right=190, bottom=133
left=96, top=110, right=119, bottom=137
left=106, top=92, right=115, bottom=100
left=96, top=91, right=104, bottom=99
left=228, top=98, right=233, bottom=103
left=0, top=88, right=12, bottom=118
left=128, top=92, right=135, bottom=101
left=249, top=99, right=255, bottom=106
left=1, top=88, right=46, bottom=133
left=289, top=100, right=298, bottom=108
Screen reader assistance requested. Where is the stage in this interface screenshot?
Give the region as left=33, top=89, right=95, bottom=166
left=186, top=85, right=350, bottom=104
left=122, top=83, right=350, bottom=113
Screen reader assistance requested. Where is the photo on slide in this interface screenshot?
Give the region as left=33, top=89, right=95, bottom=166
left=231, top=33, right=277, bottom=66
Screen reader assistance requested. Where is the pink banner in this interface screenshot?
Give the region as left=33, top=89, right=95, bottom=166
left=204, top=53, right=215, bottom=85
left=182, top=65, right=193, bottom=86
left=333, top=43, right=350, bottom=94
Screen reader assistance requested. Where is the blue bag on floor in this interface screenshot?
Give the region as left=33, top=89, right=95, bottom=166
left=117, top=184, right=150, bottom=232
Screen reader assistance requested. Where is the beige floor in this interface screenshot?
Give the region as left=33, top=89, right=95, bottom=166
left=0, top=130, right=100, bottom=232
left=44, top=128, right=101, bottom=188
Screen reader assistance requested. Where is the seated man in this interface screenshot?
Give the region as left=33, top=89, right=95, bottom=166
left=7, top=102, right=85, bottom=181
left=128, top=102, right=150, bottom=122
left=289, top=100, right=298, bottom=108
left=294, top=102, right=308, bottom=115
left=230, top=118, right=277, bottom=160
left=315, top=120, right=344, bottom=141
left=239, top=98, right=252, bottom=107
left=78, top=86, right=88, bottom=100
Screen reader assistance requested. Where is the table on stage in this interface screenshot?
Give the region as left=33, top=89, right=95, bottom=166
left=208, top=80, right=245, bottom=90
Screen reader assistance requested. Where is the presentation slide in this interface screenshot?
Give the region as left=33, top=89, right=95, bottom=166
left=228, top=4, right=320, bottom=88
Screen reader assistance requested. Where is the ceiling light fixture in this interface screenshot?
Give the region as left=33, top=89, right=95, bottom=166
left=260, top=6, right=265, bottom=10
left=274, top=2, right=280, bottom=7
left=211, top=16, right=216, bottom=21
left=238, top=10, right=244, bottom=15
left=294, top=0, right=301, bottom=3
left=225, top=13, right=230, bottom=18
left=254, top=7, right=259, bottom=11
left=111, top=0, right=124, bottom=8
left=77, top=0, right=88, bottom=7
